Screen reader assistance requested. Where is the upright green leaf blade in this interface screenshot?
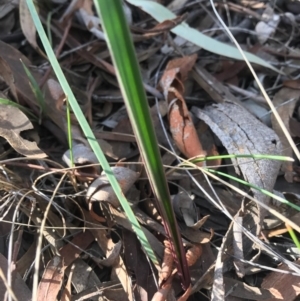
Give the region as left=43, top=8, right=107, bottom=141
left=26, top=0, right=158, bottom=274
left=94, top=0, right=190, bottom=289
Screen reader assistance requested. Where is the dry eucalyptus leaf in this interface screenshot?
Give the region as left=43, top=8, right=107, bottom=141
left=86, top=166, right=140, bottom=208
left=261, top=259, right=300, bottom=300
left=37, top=256, right=64, bottom=301
left=68, top=259, right=101, bottom=299
left=0, top=253, right=31, bottom=301
left=224, top=277, right=275, bottom=300
left=19, top=0, right=45, bottom=57
left=0, top=104, right=46, bottom=158
left=192, top=102, right=282, bottom=225
left=271, top=87, right=300, bottom=183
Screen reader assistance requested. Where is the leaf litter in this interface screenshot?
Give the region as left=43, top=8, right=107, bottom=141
left=1, top=1, right=300, bottom=301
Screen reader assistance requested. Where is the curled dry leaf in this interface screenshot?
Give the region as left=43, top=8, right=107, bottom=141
left=159, top=240, right=174, bottom=285
left=186, top=244, right=202, bottom=267
left=0, top=104, right=46, bottom=158
left=271, top=87, right=300, bottom=183
left=160, top=54, right=206, bottom=164
left=151, top=275, right=174, bottom=301
left=37, top=256, right=64, bottom=301
left=86, top=166, right=140, bottom=208
left=93, top=241, right=122, bottom=267
left=177, top=284, right=192, bottom=301
left=180, top=222, right=214, bottom=244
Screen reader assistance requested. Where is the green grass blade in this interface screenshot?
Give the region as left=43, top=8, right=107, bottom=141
left=26, top=0, right=158, bottom=279
left=21, top=60, right=45, bottom=121
left=65, top=98, right=74, bottom=167
left=286, top=224, right=300, bottom=250
left=205, top=168, right=300, bottom=212
left=94, top=0, right=190, bottom=289
left=190, top=154, right=294, bottom=164
left=0, top=98, right=37, bottom=120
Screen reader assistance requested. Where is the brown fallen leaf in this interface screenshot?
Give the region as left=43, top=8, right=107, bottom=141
left=0, top=253, right=31, bottom=301
left=60, top=264, right=74, bottom=301
left=289, top=118, right=300, bottom=138
left=59, top=230, right=95, bottom=268
left=261, top=259, right=300, bottom=300
left=0, top=104, right=46, bottom=158
left=192, top=64, right=242, bottom=106
left=151, top=275, right=174, bottom=301
left=196, top=120, right=221, bottom=168
left=271, top=87, right=300, bottom=183
left=132, top=13, right=187, bottom=39
left=160, top=54, right=206, bottom=164
left=123, top=229, right=156, bottom=301
left=84, top=210, right=134, bottom=301
left=0, top=41, right=68, bottom=146
left=37, top=256, right=64, bottom=301
left=19, top=0, right=45, bottom=57
left=224, top=277, right=277, bottom=300
left=282, top=79, right=300, bottom=90
left=177, top=284, right=192, bottom=301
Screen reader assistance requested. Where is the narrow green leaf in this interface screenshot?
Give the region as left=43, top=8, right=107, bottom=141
left=26, top=0, right=158, bottom=268
left=65, top=98, right=74, bottom=167
left=0, top=98, right=37, bottom=120
left=286, top=224, right=300, bottom=250
left=21, top=60, right=45, bottom=122
left=206, top=168, right=300, bottom=212
left=190, top=154, right=294, bottom=164
left=126, top=0, right=278, bottom=72
left=94, top=0, right=190, bottom=289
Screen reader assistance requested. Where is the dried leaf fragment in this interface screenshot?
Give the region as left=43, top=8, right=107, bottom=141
left=159, top=240, right=174, bottom=285
left=261, top=259, right=300, bottom=300
left=86, top=166, right=140, bottom=208
left=0, top=105, right=46, bottom=158
left=271, top=87, right=300, bottom=183
left=37, top=256, right=64, bottom=301
left=160, top=55, right=206, bottom=163
left=186, top=244, right=202, bottom=267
